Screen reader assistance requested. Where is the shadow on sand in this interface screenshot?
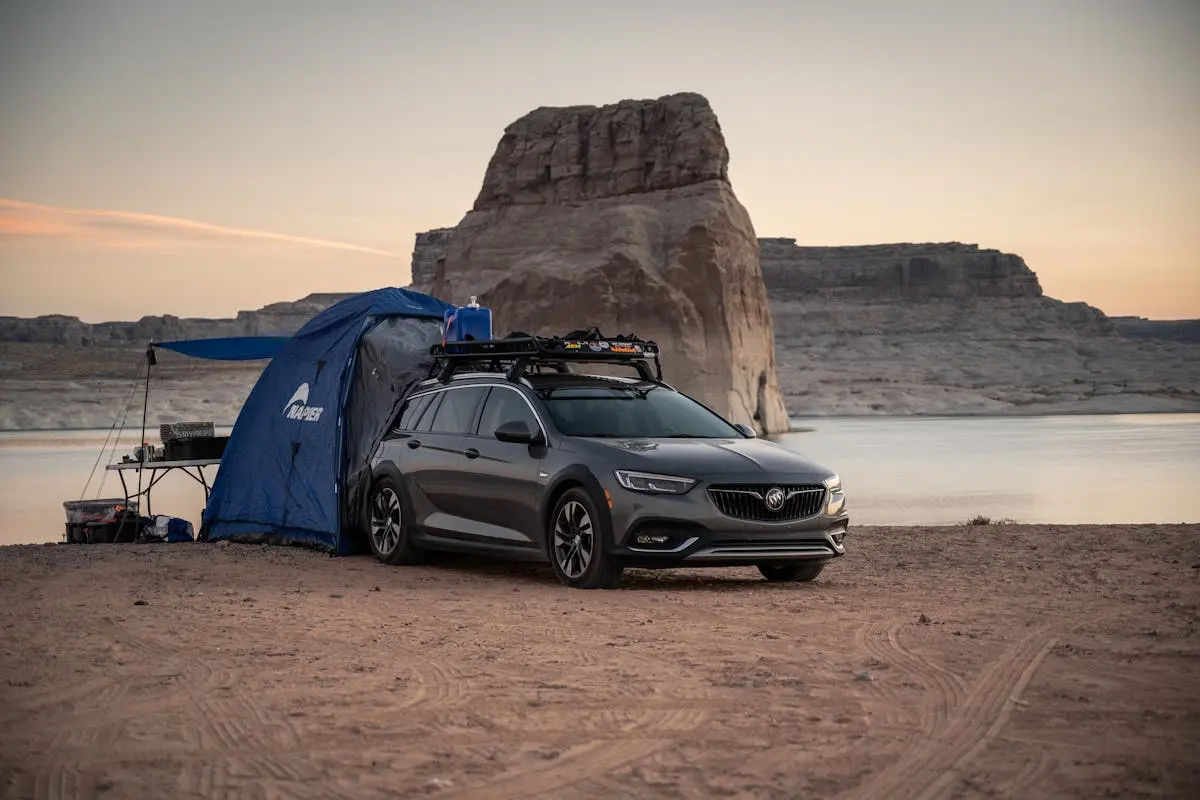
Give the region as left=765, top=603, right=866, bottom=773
left=357, top=550, right=824, bottom=593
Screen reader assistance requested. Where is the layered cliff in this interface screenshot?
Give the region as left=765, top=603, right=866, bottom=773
left=0, top=293, right=355, bottom=348
left=758, top=243, right=1195, bottom=415
left=758, top=240, right=1044, bottom=299
left=1110, top=317, right=1200, bottom=344
left=409, top=229, right=453, bottom=296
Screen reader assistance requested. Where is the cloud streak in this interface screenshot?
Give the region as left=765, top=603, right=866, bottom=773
left=0, top=198, right=398, bottom=257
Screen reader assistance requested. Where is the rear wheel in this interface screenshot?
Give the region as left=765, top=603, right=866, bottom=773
left=757, top=561, right=826, bottom=583
left=368, top=478, right=422, bottom=565
left=548, top=488, right=623, bottom=589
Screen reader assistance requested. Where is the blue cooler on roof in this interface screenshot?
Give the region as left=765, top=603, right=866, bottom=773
left=442, top=296, right=492, bottom=346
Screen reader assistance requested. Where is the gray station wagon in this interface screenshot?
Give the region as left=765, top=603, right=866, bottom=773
left=363, top=335, right=848, bottom=589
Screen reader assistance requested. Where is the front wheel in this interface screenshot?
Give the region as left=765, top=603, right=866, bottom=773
left=758, top=561, right=826, bottom=583
left=548, top=488, right=623, bottom=589
left=368, top=477, right=422, bottom=565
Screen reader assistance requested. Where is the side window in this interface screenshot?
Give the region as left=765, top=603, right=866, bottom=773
left=428, top=387, right=488, bottom=434
left=413, top=392, right=444, bottom=432
left=396, top=393, right=433, bottom=431
left=477, top=387, right=540, bottom=438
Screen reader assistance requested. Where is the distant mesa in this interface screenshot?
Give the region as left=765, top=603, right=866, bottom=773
left=757, top=239, right=1044, bottom=300
left=0, top=293, right=356, bottom=348
left=1109, top=316, right=1200, bottom=345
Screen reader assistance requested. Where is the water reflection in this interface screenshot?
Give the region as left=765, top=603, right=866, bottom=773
left=0, top=415, right=1196, bottom=546
left=769, top=413, right=1200, bottom=526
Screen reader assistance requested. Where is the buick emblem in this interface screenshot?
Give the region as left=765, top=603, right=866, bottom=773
left=764, top=486, right=786, bottom=512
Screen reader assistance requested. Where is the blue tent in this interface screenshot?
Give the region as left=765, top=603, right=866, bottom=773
left=185, top=288, right=453, bottom=554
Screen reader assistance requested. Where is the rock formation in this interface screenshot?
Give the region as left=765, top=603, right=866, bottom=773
left=0, top=293, right=355, bottom=348
left=428, top=92, right=791, bottom=433
left=1110, top=316, right=1200, bottom=344
left=758, top=240, right=1044, bottom=300
left=757, top=241, right=1199, bottom=415
left=409, top=229, right=453, bottom=294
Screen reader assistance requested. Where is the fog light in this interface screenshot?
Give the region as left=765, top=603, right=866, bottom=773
left=831, top=531, right=845, bottom=546
left=629, top=531, right=688, bottom=551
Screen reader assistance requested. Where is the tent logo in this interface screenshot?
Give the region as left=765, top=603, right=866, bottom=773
left=283, top=383, right=325, bottom=423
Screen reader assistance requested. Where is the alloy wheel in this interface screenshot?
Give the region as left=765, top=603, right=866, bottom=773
left=553, top=500, right=594, bottom=579
left=370, top=487, right=402, bottom=555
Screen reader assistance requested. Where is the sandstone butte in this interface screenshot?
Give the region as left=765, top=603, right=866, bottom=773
left=426, top=92, right=791, bottom=434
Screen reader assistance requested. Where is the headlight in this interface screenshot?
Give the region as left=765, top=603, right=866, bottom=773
left=614, top=470, right=696, bottom=494
left=824, top=473, right=846, bottom=515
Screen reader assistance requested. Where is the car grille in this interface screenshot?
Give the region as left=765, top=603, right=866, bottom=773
left=707, top=484, right=826, bottom=523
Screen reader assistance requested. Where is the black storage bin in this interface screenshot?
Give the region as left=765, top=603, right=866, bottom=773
left=84, top=512, right=140, bottom=543
left=165, top=436, right=228, bottom=461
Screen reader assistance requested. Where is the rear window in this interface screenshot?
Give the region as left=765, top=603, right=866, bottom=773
left=396, top=393, right=435, bottom=430
left=428, top=387, right=488, bottom=434
left=413, top=392, right=444, bottom=432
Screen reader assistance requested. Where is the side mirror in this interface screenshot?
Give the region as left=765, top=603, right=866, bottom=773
left=733, top=423, right=757, bottom=439
left=495, top=420, right=544, bottom=445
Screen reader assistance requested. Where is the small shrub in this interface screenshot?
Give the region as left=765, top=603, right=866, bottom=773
left=965, top=515, right=1017, bottom=526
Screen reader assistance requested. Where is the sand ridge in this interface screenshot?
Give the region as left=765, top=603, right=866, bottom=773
left=1, top=524, right=1198, bottom=798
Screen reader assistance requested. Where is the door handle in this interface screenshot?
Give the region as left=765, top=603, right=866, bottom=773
left=406, top=439, right=421, bottom=449
left=464, top=448, right=479, bottom=459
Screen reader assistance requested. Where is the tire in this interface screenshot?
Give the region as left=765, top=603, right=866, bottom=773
left=758, top=561, right=826, bottom=583
left=367, top=477, right=422, bottom=565
left=548, top=487, right=623, bottom=589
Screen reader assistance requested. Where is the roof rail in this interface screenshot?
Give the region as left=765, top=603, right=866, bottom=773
left=428, top=334, right=663, bottom=384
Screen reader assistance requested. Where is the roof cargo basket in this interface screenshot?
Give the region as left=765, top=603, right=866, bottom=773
left=428, top=330, right=662, bottom=384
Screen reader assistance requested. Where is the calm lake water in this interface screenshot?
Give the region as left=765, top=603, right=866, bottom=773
left=1, top=414, right=1197, bottom=547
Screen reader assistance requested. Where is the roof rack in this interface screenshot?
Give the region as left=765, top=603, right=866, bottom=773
left=428, top=333, right=663, bottom=384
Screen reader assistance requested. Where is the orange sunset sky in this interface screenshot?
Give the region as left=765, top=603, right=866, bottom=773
left=2, top=0, right=1197, bottom=322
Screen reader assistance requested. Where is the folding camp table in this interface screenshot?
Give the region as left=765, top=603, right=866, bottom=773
left=105, top=458, right=221, bottom=517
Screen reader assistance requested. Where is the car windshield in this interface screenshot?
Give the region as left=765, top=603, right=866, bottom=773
left=537, top=385, right=744, bottom=439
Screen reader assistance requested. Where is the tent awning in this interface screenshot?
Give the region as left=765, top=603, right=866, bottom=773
left=151, top=336, right=289, bottom=361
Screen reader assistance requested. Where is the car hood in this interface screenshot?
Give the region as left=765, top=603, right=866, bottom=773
left=578, top=436, right=836, bottom=481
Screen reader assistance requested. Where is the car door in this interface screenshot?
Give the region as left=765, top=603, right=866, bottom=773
left=390, top=387, right=461, bottom=534
left=454, top=385, right=547, bottom=547
left=408, top=385, right=488, bottom=537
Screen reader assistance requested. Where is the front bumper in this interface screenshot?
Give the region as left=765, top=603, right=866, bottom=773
left=602, top=474, right=850, bottom=568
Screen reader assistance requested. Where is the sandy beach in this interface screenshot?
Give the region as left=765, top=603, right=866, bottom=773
left=1, top=523, right=1197, bottom=799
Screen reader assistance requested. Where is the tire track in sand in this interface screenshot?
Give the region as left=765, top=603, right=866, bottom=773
left=854, top=620, right=967, bottom=731
left=29, top=764, right=92, bottom=800
left=428, top=699, right=711, bottom=798
left=842, top=625, right=1057, bottom=800
left=392, top=640, right=716, bottom=739
left=427, top=651, right=716, bottom=798
left=27, top=627, right=235, bottom=800
left=991, top=738, right=1056, bottom=797
left=438, top=738, right=669, bottom=800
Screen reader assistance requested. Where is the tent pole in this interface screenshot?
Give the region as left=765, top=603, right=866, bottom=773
left=135, top=345, right=155, bottom=516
